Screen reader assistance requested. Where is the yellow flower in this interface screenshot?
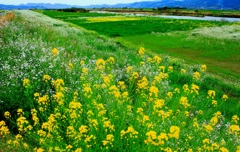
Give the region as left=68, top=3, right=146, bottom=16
left=222, top=94, right=228, bottom=101
left=79, top=125, right=88, bottom=135
left=131, top=72, right=139, bottom=79
left=82, top=68, right=88, bottom=74
left=75, top=148, right=82, bottom=152
left=202, top=138, right=210, bottom=144
left=0, top=120, right=10, bottom=136
left=193, top=71, right=200, bottom=80
left=68, top=63, right=73, bottom=68
left=80, top=60, right=85, bottom=65
left=232, top=115, right=239, bottom=124
left=167, top=92, right=173, bottom=99
left=66, top=144, right=73, bottom=149
left=204, top=124, right=213, bottom=133
left=153, top=55, right=162, bottom=64
left=106, top=134, right=114, bottom=141
left=52, top=48, right=58, bottom=56
left=137, top=76, right=148, bottom=89
left=180, top=96, right=190, bottom=108
left=165, top=147, right=172, bottom=152
left=219, top=147, right=229, bottom=152
left=138, top=47, right=145, bottom=55
left=228, top=125, right=239, bottom=136
left=168, top=66, right=173, bottom=72
left=154, top=99, right=165, bottom=111
left=42, top=74, right=51, bottom=82
left=96, top=58, right=105, bottom=70
left=201, top=64, right=207, bottom=72
left=126, top=66, right=133, bottom=73
left=212, top=143, right=220, bottom=150
left=181, top=68, right=186, bottom=74
left=34, top=148, right=44, bottom=152
left=191, top=84, right=199, bottom=94
left=83, top=86, right=93, bottom=98
left=149, top=86, right=159, bottom=97
left=4, top=111, right=11, bottom=119
left=168, top=126, right=180, bottom=139
left=23, top=78, right=30, bottom=88
left=107, top=57, right=115, bottom=64
left=212, top=100, right=218, bottom=107
left=208, top=90, right=216, bottom=99
left=159, top=66, right=165, bottom=72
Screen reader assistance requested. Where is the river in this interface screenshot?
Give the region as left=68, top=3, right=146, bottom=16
left=155, top=15, right=240, bottom=22
left=91, top=11, right=240, bottom=22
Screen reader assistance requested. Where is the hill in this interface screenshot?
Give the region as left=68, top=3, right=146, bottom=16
left=0, top=0, right=240, bottom=10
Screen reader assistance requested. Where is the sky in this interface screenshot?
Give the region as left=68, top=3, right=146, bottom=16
left=0, top=0, right=153, bottom=6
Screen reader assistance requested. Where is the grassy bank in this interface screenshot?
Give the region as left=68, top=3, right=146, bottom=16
left=0, top=10, right=239, bottom=151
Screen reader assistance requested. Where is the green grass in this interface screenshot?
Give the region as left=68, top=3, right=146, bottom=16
left=0, top=10, right=239, bottom=152
left=41, top=10, right=117, bottom=19
left=41, top=10, right=240, bottom=80
left=116, top=32, right=240, bottom=79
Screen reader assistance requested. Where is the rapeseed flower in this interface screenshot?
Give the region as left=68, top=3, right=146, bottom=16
left=42, top=74, right=51, bottom=82
left=82, top=68, right=88, bottom=74
left=180, top=97, right=190, bottom=108
left=232, top=115, right=239, bottom=124
left=193, top=71, right=200, bottom=80
left=52, top=48, right=58, bottom=56
left=23, top=78, right=30, bottom=88
left=0, top=120, right=10, bottom=137
left=107, top=57, right=114, bottom=64
left=212, top=100, right=218, bottom=107
left=138, top=47, right=145, bottom=55
left=149, top=86, right=159, bottom=97
left=219, top=147, right=229, bottom=152
left=208, top=90, right=216, bottom=99
left=168, top=126, right=180, bottom=139
left=201, top=64, right=207, bottom=72
left=222, top=94, right=228, bottom=101
left=181, top=68, right=186, bottom=74
left=153, top=55, right=162, bottom=64
left=4, top=111, right=11, bottom=119
left=96, top=58, right=105, bottom=70
left=228, top=125, right=239, bottom=136
left=168, top=66, right=173, bottom=72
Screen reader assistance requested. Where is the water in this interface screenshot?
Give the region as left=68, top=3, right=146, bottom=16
left=156, top=15, right=240, bottom=22
left=91, top=11, right=240, bottom=22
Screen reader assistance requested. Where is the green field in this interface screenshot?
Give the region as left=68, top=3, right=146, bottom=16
left=40, top=10, right=240, bottom=80
left=0, top=10, right=239, bottom=152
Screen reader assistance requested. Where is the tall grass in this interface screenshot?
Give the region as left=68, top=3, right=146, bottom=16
left=0, top=10, right=239, bottom=151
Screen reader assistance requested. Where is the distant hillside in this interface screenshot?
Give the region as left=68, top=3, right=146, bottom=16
left=0, top=0, right=239, bottom=10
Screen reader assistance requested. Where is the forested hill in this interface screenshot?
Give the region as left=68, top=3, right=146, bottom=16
left=0, top=0, right=239, bottom=10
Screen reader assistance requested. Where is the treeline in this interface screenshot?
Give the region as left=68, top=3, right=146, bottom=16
left=48, top=7, right=89, bottom=13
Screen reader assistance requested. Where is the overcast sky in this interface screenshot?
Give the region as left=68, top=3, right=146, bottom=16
left=0, top=0, right=153, bottom=6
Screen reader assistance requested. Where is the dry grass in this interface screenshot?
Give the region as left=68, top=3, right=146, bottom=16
left=0, top=12, right=15, bottom=26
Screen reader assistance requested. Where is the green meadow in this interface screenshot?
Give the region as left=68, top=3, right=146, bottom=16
left=40, top=10, right=240, bottom=80
left=0, top=10, right=239, bottom=151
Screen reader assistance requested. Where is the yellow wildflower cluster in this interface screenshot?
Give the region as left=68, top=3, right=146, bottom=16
left=96, top=58, right=105, bottom=71
left=1, top=48, right=239, bottom=151
left=23, top=78, right=30, bottom=88
left=42, top=74, right=51, bottom=82
left=145, top=130, right=169, bottom=146
left=0, top=120, right=10, bottom=137
left=121, top=126, right=138, bottom=139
